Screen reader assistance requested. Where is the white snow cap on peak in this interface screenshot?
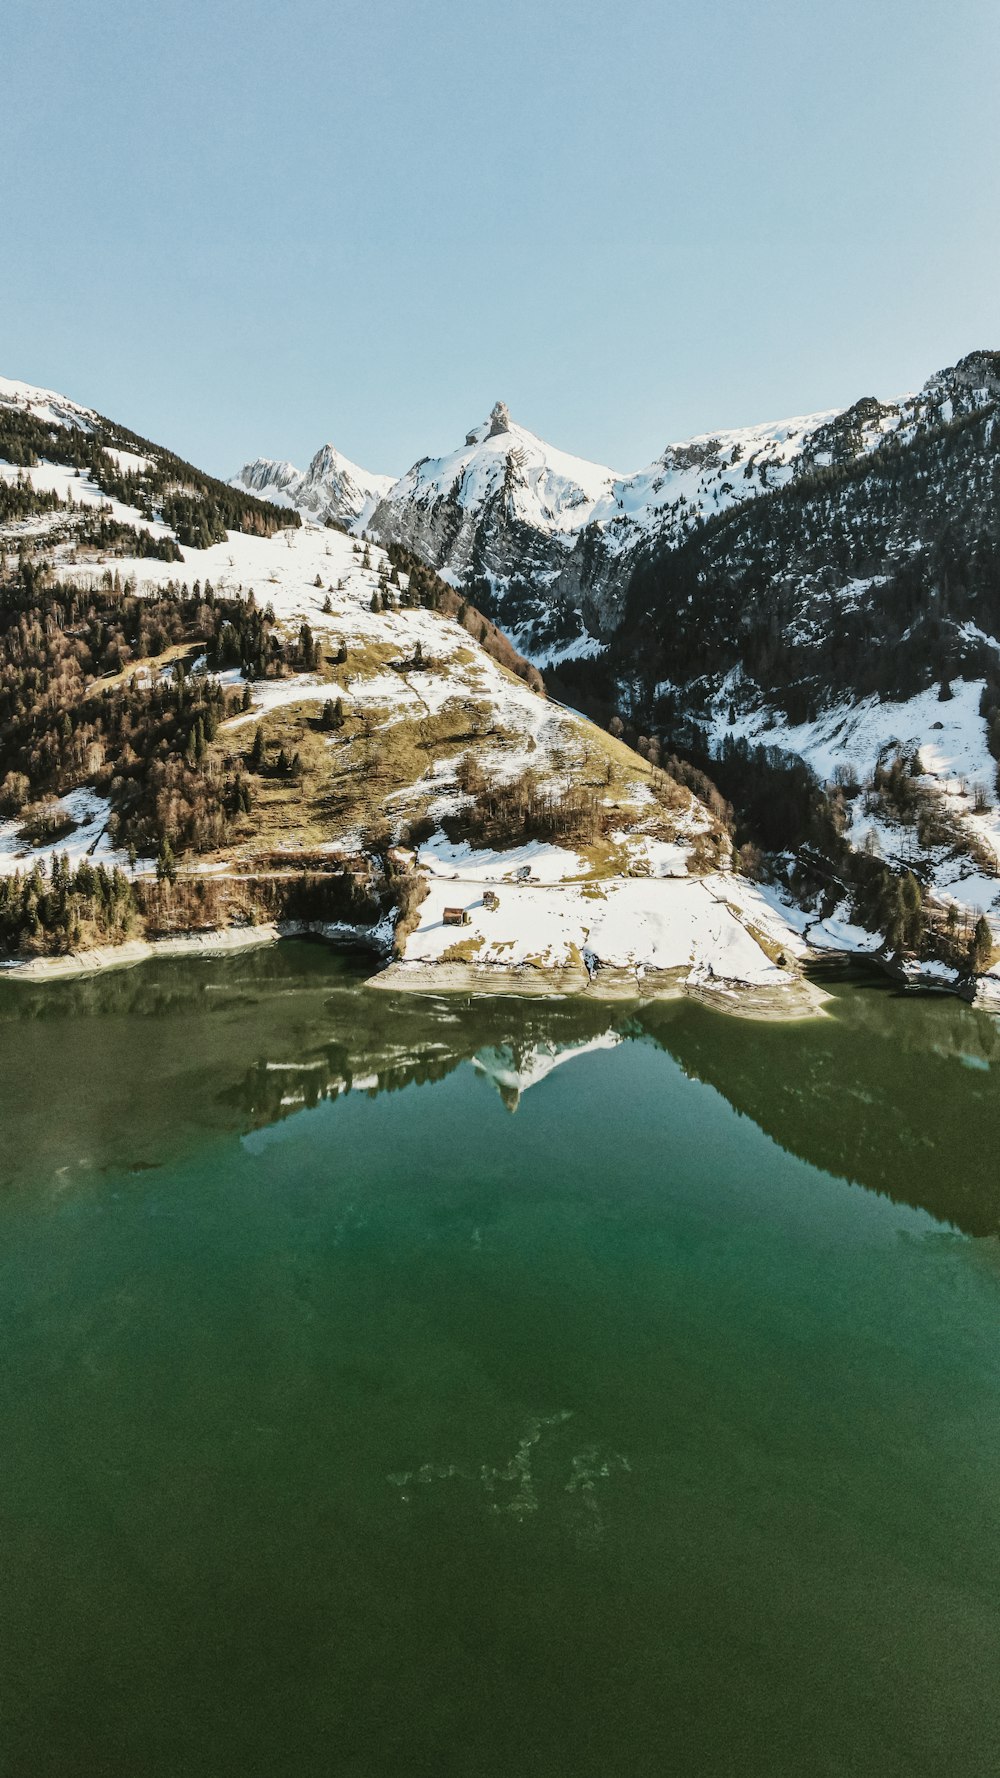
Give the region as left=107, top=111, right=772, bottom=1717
left=231, top=437, right=393, bottom=528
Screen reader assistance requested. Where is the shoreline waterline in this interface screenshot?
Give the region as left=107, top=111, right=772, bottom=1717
left=0, top=922, right=828, bottom=1017
left=0, top=919, right=978, bottom=1019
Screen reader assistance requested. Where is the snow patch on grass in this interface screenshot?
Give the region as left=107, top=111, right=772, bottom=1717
left=0, top=789, right=132, bottom=877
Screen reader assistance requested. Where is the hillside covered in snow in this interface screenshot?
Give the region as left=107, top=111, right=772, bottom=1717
left=0, top=372, right=814, bottom=1007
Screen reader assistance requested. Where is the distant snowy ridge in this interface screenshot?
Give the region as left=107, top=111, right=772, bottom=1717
left=235, top=356, right=1000, bottom=661
left=233, top=442, right=393, bottom=531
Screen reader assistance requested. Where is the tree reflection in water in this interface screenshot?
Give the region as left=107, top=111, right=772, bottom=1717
left=0, top=943, right=997, bottom=1234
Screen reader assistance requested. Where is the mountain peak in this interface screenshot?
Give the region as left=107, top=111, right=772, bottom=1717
left=924, top=348, right=1000, bottom=397
left=308, top=440, right=358, bottom=479
left=486, top=401, right=511, bottom=438
left=232, top=438, right=393, bottom=529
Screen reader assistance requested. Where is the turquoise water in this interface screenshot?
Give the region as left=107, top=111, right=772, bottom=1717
left=1, top=948, right=999, bottom=1776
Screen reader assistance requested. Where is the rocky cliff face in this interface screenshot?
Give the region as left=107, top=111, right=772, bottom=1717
left=363, top=407, right=633, bottom=660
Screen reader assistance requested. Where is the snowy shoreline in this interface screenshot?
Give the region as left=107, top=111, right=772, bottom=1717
left=0, top=918, right=826, bottom=1019
left=0, top=830, right=991, bottom=1014
left=0, top=915, right=989, bottom=1018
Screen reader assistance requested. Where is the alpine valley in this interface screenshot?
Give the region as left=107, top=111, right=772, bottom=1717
left=3, top=352, right=1000, bottom=1009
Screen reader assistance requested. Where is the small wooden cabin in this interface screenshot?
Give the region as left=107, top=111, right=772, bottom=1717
left=482, top=890, right=499, bottom=911
left=443, top=907, right=471, bottom=927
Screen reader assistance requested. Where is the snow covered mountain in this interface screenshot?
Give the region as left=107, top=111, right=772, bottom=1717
left=618, top=348, right=1000, bottom=723
left=234, top=442, right=393, bottom=530
left=237, top=357, right=1000, bottom=668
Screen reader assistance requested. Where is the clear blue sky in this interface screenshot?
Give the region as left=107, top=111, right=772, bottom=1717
left=3, top=0, right=999, bottom=478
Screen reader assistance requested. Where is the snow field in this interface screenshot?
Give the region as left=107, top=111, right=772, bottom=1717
left=404, top=866, right=789, bottom=987
left=0, top=460, right=179, bottom=540
left=710, top=678, right=1000, bottom=921
left=0, top=789, right=132, bottom=878
left=0, top=376, right=97, bottom=431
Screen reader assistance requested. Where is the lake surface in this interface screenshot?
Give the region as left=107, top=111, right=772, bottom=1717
left=1, top=947, right=999, bottom=1777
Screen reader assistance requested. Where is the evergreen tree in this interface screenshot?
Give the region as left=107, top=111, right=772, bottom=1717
left=901, top=872, right=923, bottom=950
left=156, top=836, right=176, bottom=884
left=970, top=915, right=993, bottom=974
left=885, top=871, right=924, bottom=953
left=884, top=879, right=907, bottom=952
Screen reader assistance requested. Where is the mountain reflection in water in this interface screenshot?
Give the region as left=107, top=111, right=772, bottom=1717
left=0, top=943, right=997, bottom=1235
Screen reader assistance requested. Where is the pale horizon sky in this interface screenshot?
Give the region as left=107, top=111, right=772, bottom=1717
left=3, top=0, right=999, bottom=479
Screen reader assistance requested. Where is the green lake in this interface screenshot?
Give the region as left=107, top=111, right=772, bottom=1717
left=1, top=947, right=999, bottom=1776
